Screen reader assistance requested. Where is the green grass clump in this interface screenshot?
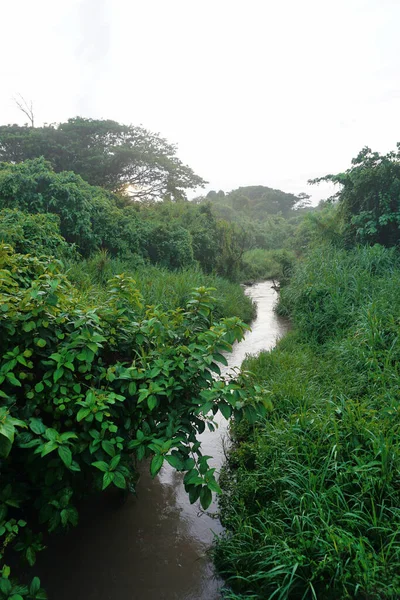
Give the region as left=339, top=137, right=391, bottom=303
left=215, top=244, right=400, bottom=599
left=64, top=251, right=255, bottom=323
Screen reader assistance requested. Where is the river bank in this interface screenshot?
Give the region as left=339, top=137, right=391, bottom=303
left=214, top=244, right=400, bottom=600
left=29, top=281, right=289, bottom=600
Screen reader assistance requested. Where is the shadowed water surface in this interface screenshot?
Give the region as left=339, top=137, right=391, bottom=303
left=34, top=281, right=289, bottom=600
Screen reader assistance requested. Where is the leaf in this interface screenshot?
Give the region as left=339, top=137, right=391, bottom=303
left=188, top=484, right=201, bottom=504
left=26, top=546, right=36, bottom=566
left=200, top=486, right=212, bottom=510
left=207, top=478, right=222, bottom=494
left=92, top=460, right=109, bottom=472
left=102, top=471, right=114, bottom=490
left=77, top=408, right=91, bottom=422
left=113, top=471, right=126, bottom=489
left=101, top=440, right=115, bottom=457
left=58, top=445, right=72, bottom=467
left=218, top=402, right=232, bottom=420
left=36, top=338, right=47, bottom=348
left=213, top=352, right=228, bottom=366
left=6, top=372, right=21, bottom=387
left=150, top=454, right=164, bottom=477
left=147, top=394, right=157, bottom=411
left=165, top=454, right=185, bottom=470
left=109, top=454, right=121, bottom=470
left=41, top=441, right=58, bottom=457
left=35, top=382, right=44, bottom=393
left=29, top=418, right=46, bottom=435
left=0, top=578, right=12, bottom=595
left=53, top=367, right=64, bottom=383
left=30, top=577, right=41, bottom=597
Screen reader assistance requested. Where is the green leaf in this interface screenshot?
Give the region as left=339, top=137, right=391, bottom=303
left=41, top=441, right=58, bottom=457
left=109, top=454, right=121, bottom=470
left=9, top=595, right=24, bottom=600
left=218, top=402, right=232, bottom=420
left=101, top=440, right=115, bottom=457
left=165, top=454, right=185, bottom=470
left=30, top=577, right=41, bottom=596
left=6, top=372, right=21, bottom=387
left=102, top=471, right=114, bottom=490
left=188, top=485, right=201, bottom=504
left=92, top=460, right=109, bottom=472
left=0, top=578, right=12, bottom=595
left=26, top=546, right=36, bottom=566
left=147, top=394, right=157, bottom=411
left=207, top=478, right=222, bottom=494
left=150, top=454, right=164, bottom=477
left=58, top=445, right=72, bottom=467
left=113, top=471, right=126, bottom=489
left=200, top=486, right=212, bottom=510
left=77, top=408, right=91, bottom=422
left=36, top=338, right=47, bottom=348
left=35, top=382, right=44, bottom=393
left=29, top=418, right=46, bottom=435
left=53, top=367, right=64, bottom=383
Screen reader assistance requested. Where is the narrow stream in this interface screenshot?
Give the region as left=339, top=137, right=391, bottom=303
left=34, top=281, right=289, bottom=600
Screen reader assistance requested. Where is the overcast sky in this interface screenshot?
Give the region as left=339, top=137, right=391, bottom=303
left=2, top=0, right=400, bottom=202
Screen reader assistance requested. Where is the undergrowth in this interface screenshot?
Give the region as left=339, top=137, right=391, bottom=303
left=215, top=244, right=400, bottom=599
left=63, top=251, right=255, bottom=323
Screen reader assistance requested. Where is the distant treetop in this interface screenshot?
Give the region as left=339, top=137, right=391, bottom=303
left=0, top=117, right=206, bottom=202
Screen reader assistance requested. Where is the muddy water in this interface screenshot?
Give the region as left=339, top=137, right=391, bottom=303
left=35, top=281, right=289, bottom=600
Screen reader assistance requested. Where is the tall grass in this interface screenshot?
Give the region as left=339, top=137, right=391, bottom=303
left=215, top=244, right=400, bottom=599
left=240, top=249, right=295, bottom=282
left=63, top=251, right=255, bottom=323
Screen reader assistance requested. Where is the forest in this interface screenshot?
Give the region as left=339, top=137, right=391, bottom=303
left=1, top=118, right=400, bottom=599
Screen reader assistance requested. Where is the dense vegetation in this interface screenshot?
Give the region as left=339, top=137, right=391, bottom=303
left=0, top=118, right=205, bottom=201
left=215, top=148, right=400, bottom=599
left=0, top=116, right=306, bottom=597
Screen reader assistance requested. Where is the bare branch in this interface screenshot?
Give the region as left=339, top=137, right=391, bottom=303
left=13, top=94, right=35, bottom=127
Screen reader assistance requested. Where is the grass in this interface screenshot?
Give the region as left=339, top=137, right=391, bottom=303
left=63, top=250, right=255, bottom=323
left=240, top=249, right=295, bottom=282
left=215, top=244, right=400, bottom=599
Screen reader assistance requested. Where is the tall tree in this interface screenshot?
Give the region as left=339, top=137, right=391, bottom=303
left=0, top=117, right=205, bottom=201
left=310, top=145, right=400, bottom=247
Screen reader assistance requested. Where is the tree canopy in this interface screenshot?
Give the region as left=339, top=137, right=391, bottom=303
left=310, top=145, right=400, bottom=247
left=0, top=117, right=206, bottom=201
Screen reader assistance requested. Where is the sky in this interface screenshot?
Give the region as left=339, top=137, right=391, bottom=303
left=1, top=0, right=400, bottom=203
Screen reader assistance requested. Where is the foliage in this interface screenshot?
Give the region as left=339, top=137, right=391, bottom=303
left=0, top=118, right=205, bottom=201
left=310, top=146, right=400, bottom=247
left=240, top=249, right=295, bottom=282
left=0, top=244, right=266, bottom=595
left=215, top=244, right=400, bottom=599
left=0, top=209, right=74, bottom=260
left=64, top=255, right=255, bottom=323
left=206, top=186, right=304, bottom=220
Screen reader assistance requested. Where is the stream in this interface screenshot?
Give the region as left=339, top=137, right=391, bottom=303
left=34, top=281, right=290, bottom=600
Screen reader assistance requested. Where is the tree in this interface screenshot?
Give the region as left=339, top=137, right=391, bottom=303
left=14, top=94, right=35, bottom=127
left=0, top=117, right=206, bottom=201
left=310, top=146, right=400, bottom=247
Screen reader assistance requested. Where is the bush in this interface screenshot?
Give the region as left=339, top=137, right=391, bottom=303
left=0, top=208, right=74, bottom=260
left=0, top=244, right=265, bottom=596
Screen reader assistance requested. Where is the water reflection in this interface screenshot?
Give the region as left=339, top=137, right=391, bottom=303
left=34, top=282, right=289, bottom=600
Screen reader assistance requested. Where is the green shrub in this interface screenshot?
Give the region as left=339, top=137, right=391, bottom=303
left=0, top=208, right=74, bottom=259
left=0, top=244, right=265, bottom=596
